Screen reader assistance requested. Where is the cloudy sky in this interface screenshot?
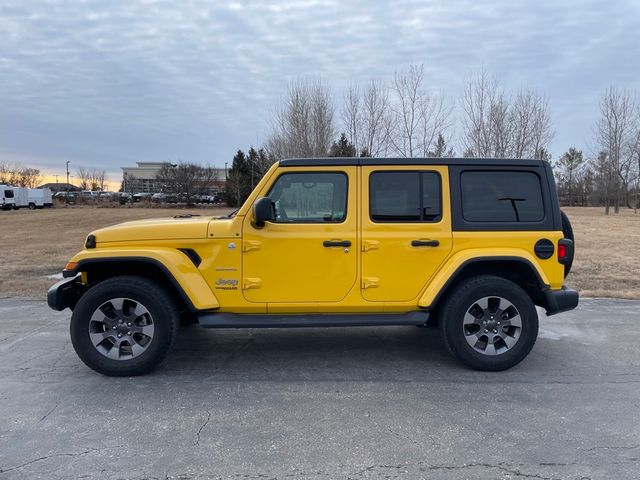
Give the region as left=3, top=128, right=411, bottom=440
left=1, top=0, right=639, bottom=183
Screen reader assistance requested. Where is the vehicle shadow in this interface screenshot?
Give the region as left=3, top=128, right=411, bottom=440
left=157, top=324, right=462, bottom=382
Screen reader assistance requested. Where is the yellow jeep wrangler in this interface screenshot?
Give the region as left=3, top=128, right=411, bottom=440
left=48, top=158, right=578, bottom=376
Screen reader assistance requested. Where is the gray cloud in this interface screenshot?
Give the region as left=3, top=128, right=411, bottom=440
left=1, top=0, right=639, bottom=179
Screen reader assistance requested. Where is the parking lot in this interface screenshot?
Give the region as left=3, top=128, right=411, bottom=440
left=1, top=297, right=639, bottom=479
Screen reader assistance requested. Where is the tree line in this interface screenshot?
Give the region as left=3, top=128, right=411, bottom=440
left=226, top=65, right=639, bottom=212
left=75, top=166, right=108, bottom=191
left=0, top=162, right=43, bottom=188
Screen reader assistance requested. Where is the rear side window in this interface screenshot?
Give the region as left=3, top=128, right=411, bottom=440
left=461, top=171, right=544, bottom=222
left=370, top=171, right=441, bottom=222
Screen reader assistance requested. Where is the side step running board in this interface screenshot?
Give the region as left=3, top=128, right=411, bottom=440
left=198, top=311, right=429, bottom=328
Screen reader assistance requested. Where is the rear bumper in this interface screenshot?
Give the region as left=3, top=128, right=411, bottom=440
left=543, top=287, right=579, bottom=316
left=47, top=275, right=86, bottom=311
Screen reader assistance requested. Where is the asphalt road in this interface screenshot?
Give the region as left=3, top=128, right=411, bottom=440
left=0, top=298, right=639, bottom=480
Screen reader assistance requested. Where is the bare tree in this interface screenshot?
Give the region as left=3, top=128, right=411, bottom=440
left=461, top=69, right=508, bottom=157
left=342, top=80, right=392, bottom=157
left=16, top=168, right=42, bottom=188
left=156, top=162, right=217, bottom=205
left=361, top=80, right=392, bottom=156
left=595, top=87, right=639, bottom=213
left=461, top=69, right=554, bottom=159
left=76, top=166, right=90, bottom=190
left=342, top=83, right=361, bottom=154
left=0, top=162, right=17, bottom=185
left=388, top=64, right=452, bottom=158
left=89, top=169, right=107, bottom=191
left=0, top=163, right=42, bottom=187
left=266, top=78, right=335, bottom=160
left=511, top=90, right=554, bottom=158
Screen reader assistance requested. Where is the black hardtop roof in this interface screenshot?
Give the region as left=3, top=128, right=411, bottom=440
left=279, top=157, right=547, bottom=167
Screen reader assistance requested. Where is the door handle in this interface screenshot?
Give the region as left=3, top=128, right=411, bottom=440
left=411, top=239, right=439, bottom=247
left=323, top=240, right=352, bottom=247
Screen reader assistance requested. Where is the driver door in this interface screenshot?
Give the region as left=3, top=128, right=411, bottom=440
left=242, top=167, right=358, bottom=304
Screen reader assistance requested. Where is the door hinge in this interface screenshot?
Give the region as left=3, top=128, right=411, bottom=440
left=362, top=240, right=380, bottom=252
left=243, top=240, right=261, bottom=252
left=243, top=277, right=262, bottom=290
left=361, top=277, right=379, bottom=289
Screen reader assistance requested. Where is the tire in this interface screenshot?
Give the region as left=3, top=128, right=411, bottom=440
left=28, top=203, right=36, bottom=210
left=560, top=210, right=574, bottom=277
left=70, top=276, right=180, bottom=376
left=440, top=275, right=538, bottom=371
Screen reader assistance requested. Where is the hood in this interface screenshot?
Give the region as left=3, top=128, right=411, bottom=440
left=91, top=215, right=211, bottom=243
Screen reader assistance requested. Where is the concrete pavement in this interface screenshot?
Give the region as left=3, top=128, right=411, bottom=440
left=0, top=297, right=639, bottom=479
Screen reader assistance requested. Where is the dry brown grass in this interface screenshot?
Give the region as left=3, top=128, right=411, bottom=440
left=562, top=207, right=640, bottom=299
left=0, top=205, right=231, bottom=299
left=0, top=205, right=638, bottom=300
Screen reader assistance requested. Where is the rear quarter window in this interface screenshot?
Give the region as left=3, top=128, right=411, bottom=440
left=461, top=171, right=544, bottom=222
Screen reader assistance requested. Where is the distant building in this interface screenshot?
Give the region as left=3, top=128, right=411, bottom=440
left=38, top=182, right=81, bottom=193
left=121, top=162, right=226, bottom=194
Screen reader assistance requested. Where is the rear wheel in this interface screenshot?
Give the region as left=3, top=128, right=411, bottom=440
left=440, top=275, right=538, bottom=371
left=28, top=202, right=36, bottom=210
left=560, top=210, right=574, bottom=277
left=70, top=276, right=179, bottom=376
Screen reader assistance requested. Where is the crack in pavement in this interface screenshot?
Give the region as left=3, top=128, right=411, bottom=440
left=38, top=402, right=58, bottom=423
left=0, top=445, right=123, bottom=475
left=346, top=461, right=566, bottom=480
left=578, top=444, right=640, bottom=452
left=194, top=410, right=212, bottom=446
left=425, top=463, right=562, bottom=479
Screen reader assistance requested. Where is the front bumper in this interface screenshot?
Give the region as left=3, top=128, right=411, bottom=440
left=543, top=287, right=579, bottom=316
left=47, top=275, right=86, bottom=311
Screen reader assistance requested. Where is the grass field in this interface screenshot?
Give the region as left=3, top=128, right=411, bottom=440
left=0, top=205, right=638, bottom=299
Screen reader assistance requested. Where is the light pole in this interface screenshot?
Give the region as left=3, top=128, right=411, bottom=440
left=224, top=162, right=228, bottom=181
left=65, top=161, right=70, bottom=197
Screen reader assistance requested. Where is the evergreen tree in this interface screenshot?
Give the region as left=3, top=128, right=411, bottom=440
left=427, top=133, right=455, bottom=157
left=535, top=147, right=552, bottom=162
left=359, top=147, right=372, bottom=158
left=225, top=150, right=252, bottom=207
left=329, top=133, right=357, bottom=157
left=555, top=148, right=584, bottom=206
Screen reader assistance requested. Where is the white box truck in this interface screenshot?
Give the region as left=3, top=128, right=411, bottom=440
left=5, top=187, right=53, bottom=209
left=28, top=187, right=53, bottom=208
left=10, top=187, right=29, bottom=209
left=1, top=185, right=16, bottom=210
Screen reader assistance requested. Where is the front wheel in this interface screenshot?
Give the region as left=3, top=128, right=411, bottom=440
left=70, top=276, right=180, bottom=376
left=440, top=275, right=538, bottom=371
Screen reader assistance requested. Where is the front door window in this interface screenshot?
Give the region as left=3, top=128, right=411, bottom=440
left=268, top=172, right=348, bottom=223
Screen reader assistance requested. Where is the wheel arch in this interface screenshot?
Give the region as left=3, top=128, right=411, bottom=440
left=64, top=253, right=219, bottom=312
left=420, top=256, right=550, bottom=321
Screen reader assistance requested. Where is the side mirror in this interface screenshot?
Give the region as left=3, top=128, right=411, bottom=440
left=252, top=197, right=275, bottom=228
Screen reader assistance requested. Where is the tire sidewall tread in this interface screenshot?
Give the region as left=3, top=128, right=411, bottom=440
left=440, top=275, right=538, bottom=371
left=70, top=275, right=179, bottom=376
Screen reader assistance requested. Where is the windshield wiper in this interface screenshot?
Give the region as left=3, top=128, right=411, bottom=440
left=498, top=197, right=526, bottom=222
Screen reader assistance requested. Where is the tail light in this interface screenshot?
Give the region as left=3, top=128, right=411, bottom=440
left=557, top=239, right=573, bottom=265
left=558, top=244, right=567, bottom=260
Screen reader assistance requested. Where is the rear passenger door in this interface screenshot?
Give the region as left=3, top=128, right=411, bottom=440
left=360, top=166, right=452, bottom=302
